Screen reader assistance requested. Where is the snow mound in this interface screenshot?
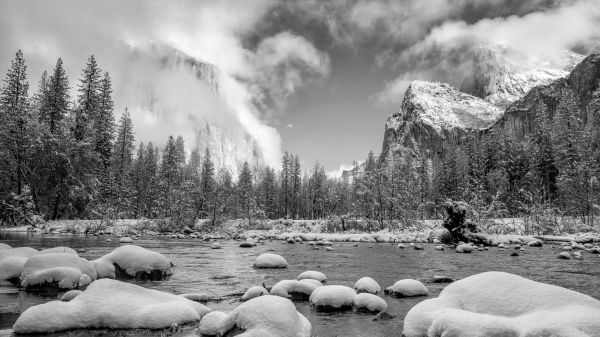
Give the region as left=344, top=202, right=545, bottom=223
left=60, top=290, right=82, bottom=301
left=119, top=237, right=133, bottom=243
left=385, top=279, right=428, bottom=297
left=0, top=242, right=11, bottom=249
left=198, top=295, right=311, bottom=337
left=180, top=293, right=219, bottom=302
left=20, top=253, right=97, bottom=290
left=198, top=311, right=227, bottom=336
left=0, top=247, right=38, bottom=283
left=310, top=285, right=357, bottom=311
left=403, top=271, right=600, bottom=337
left=455, top=243, right=474, bottom=253
left=270, top=280, right=321, bottom=301
left=354, top=277, right=381, bottom=294
left=297, top=270, right=327, bottom=283
left=253, top=253, right=288, bottom=268
left=242, top=286, right=269, bottom=301
left=354, top=293, right=388, bottom=313
left=13, top=278, right=211, bottom=333
left=91, top=244, right=172, bottom=280
left=35, top=247, right=78, bottom=255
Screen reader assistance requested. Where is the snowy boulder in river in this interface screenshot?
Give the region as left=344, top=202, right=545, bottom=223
left=60, top=289, right=82, bottom=301
left=20, top=252, right=97, bottom=290
left=91, top=244, right=172, bottom=280
left=310, top=285, right=357, bottom=312
left=557, top=252, right=571, bottom=260
left=455, top=244, right=473, bottom=253
left=119, top=237, right=133, bottom=244
left=241, top=286, right=269, bottom=301
left=354, top=293, right=388, bottom=313
left=403, top=271, right=600, bottom=337
left=197, top=295, right=311, bottom=337
left=13, top=278, right=210, bottom=334
left=385, top=279, right=428, bottom=297
left=297, top=270, right=327, bottom=283
left=253, top=253, right=288, bottom=268
left=210, top=242, right=222, bottom=249
left=35, top=246, right=78, bottom=255
left=270, top=280, right=321, bottom=301
left=354, top=277, right=381, bottom=294
left=0, top=247, right=38, bottom=284
left=0, top=242, right=11, bottom=249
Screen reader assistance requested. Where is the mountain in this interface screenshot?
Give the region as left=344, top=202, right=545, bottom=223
left=381, top=49, right=591, bottom=167
left=124, top=44, right=264, bottom=175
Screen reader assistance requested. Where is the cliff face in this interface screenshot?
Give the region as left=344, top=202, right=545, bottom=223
left=381, top=81, right=502, bottom=161
left=492, top=54, right=600, bottom=139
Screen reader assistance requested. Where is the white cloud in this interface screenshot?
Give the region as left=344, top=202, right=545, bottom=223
left=327, top=162, right=360, bottom=178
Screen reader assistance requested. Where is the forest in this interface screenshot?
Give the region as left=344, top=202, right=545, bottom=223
left=1, top=50, right=599, bottom=232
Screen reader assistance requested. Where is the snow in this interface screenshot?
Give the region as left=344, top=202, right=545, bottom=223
left=455, top=243, right=474, bottom=253
left=299, top=279, right=323, bottom=287
left=354, top=277, right=381, bottom=294
left=0, top=243, right=11, bottom=249
left=404, top=81, right=503, bottom=131
left=13, top=278, right=211, bottom=333
left=385, top=279, right=428, bottom=297
left=297, top=270, right=327, bottom=283
left=35, top=247, right=78, bottom=255
left=20, top=252, right=97, bottom=290
left=210, top=242, right=222, bottom=249
left=119, top=237, right=133, bottom=243
left=60, top=290, right=82, bottom=301
left=180, top=293, right=218, bottom=302
left=403, top=271, right=600, bottom=337
left=353, top=293, right=388, bottom=313
left=201, top=295, right=311, bottom=337
left=270, top=280, right=321, bottom=300
left=253, top=253, right=288, bottom=268
left=309, top=285, right=357, bottom=311
left=91, top=244, right=172, bottom=279
left=0, top=247, right=38, bottom=283
left=198, top=311, right=227, bottom=336
left=241, top=286, right=269, bottom=301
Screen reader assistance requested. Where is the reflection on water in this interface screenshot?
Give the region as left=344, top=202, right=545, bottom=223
left=1, top=231, right=599, bottom=337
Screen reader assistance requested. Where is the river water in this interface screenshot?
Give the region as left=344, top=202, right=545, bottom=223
left=1, top=231, right=599, bottom=337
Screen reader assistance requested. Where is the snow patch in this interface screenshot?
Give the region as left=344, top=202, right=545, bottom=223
left=353, top=293, right=388, bottom=313
left=91, top=244, right=172, bottom=279
left=385, top=279, right=428, bottom=297
left=0, top=247, right=38, bottom=283
left=297, top=270, right=327, bottom=283
left=354, top=277, right=381, bottom=294
left=253, top=253, right=288, bottom=269
left=310, top=285, right=357, bottom=311
left=20, top=253, right=97, bottom=290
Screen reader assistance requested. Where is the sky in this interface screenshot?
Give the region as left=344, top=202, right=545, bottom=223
left=1, top=0, right=599, bottom=176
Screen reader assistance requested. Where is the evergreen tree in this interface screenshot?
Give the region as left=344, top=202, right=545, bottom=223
left=94, top=72, right=114, bottom=173
left=199, top=148, right=215, bottom=218
left=42, top=58, right=69, bottom=135
left=112, top=108, right=135, bottom=214
left=237, top=161, right=254, bottom=225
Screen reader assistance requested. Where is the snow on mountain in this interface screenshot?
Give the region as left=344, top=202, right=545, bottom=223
left=468, top=44, right=584, bottom=108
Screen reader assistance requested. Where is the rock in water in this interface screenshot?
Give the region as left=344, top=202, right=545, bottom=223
left=241, top=286, right=269, bottom=301
left=432, top=275, right=454, bottom=283
left=354, top=277, right=381, bottom=294
left=557, top=252, right=571, bottom=260
left=12, top=279, right=210, bottom=334
left=402, top=271, right=600, bottom=337
left=20, top=253, right=97, bottom=291
left=197, top=295, right=311, bottom=337
left=354, top=293, right=388, bottom=313
left=297, top=270, right=327, bottom=283
left=385, top=279, right=429, bottom=297
left=0, top=247, right=38, bottom=284
left=253, top=253, right=288, bottom=269
left=373, top=311, right=397, bottom=321
left=455, top=244, right=473, bottom=253
left=91, top=245, right=172, bottom=280
left=309, top=285, right=357, bottom=312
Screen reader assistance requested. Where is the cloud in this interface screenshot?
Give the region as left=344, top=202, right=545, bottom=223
left=0, top=0, right=330, bottom=168
left=326, top=162, right=360, bottom=178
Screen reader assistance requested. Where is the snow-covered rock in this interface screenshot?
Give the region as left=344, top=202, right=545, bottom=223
left=0, top=247, right=38, bottom=283
left=403, top=271, right=600, bottom=337
left=60, top=289, right=82, bottom=301
left=354, top=277, right=381, bottom=294
left=119, top=237, right=133, bottom=244
left=353, top=293, right=388, bottom=313
left=385, top=279, right=428, bottom=297
left=253, top=253, right=288, bottom=269
left=20, top=252, right=97, bottom=290
left=270, top=280, right=321, bottom=301
left=0, top=242, right=11, bottom=249
left=198, top=295, right=311, bottom=337
left=455, top=243, right=474, bottom=253
left=210, top=242, right=222, bottom=249
left=309, top=285, right=357, bottom=311
left=91, top=245, right=172, bottom=280
left=180, top=293, right=219, bottom=302
left=558, top=252, right=571, bottom=260
left=35, top=247, right=78, bottom=255
left=297, top=270, right=327, bottom=283
left=198, top=311, right=227, bottom=336
left=13, top=279, right=210, bottom=333
left=242, top=286, right=269, bottom=301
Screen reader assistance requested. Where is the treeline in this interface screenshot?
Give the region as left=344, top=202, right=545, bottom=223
left=1, top=50, right=599, bottom=231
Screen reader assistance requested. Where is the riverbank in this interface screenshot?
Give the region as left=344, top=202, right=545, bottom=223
left=2, top=218, right=599, bottom=245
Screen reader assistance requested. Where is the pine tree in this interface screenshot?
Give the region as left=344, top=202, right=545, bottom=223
left=42, top=58, right=69, bottom=135
left=112, top=108, right=135, bottom=214
left=94, top=72, right=114, bottom=173
left=280, top=152, right=290, bottom=218
left=291, top=155, right=301, bottom=219
left=0, top=50, right=30, bottom=196
left=199, top=147, right=215, bottom=218
left=74, top=55, right=101, bottom=142
left=237, top=161, right=254, bottom=225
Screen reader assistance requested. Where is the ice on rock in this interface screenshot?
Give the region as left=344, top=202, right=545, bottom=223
left=198, top=295, right=311, bottom=337
left=13, top=279, right=210, bottom=334
left=241, top=286, right=269, bottom=301
left=354, top=293, right=388, bottom=313
left=91, top=244, right=172, bottom=280
left=20, top=252, right=97, bottom=290
left=385, top=279, right=428, bottom=297
left=0, top=247, right=38, bottom=283
left=354, top=277, right=381, bottom=294
left=310, top=285, right=357, bottom=311
left=270, top=280, right=321, bottom=301
left=253, top=253, right=288, bottom=268
left=297, top=270, right=327, bottom=283
left=403, top=271, right=600, bottom=337
left=198, top=311, right=227, bottom=336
